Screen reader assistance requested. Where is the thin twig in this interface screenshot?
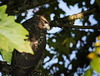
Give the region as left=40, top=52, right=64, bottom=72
left=50, top=8, right=97, bottom=29
left=62, top=24, right=100, bottom=29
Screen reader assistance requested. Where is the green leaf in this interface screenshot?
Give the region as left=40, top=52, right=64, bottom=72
left=90, top=57, right=100, bottom=74
left=83, top=69, right=92, bottom=76
left=0, top=34, right=14, bottom=51
left=0, top=5, right=33, bottom=63
left=0, top=34, right=15, bottom=63
left=0, top=5, right=7, bottom=15
left=0, top=49, right=12, bottom=63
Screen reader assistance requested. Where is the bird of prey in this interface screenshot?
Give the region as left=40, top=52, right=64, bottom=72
left=11, top=15, right=50, bottom=76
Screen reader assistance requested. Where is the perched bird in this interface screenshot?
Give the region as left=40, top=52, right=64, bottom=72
left=11, top=15, right=50, bottom=76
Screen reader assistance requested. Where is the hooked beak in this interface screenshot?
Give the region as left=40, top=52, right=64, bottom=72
left=43, top=23, right=50, bottom=30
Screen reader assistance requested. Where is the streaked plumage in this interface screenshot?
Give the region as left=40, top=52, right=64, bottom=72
left=11, top=15, right=50, bottom=76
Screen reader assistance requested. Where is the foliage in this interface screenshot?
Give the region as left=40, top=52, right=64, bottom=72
left=0, top=5, right=33, bottom=63
left=36, top=0, right=100, bottom=76
left=83, top=69, right=92, bottom=76
left=87, top=36, right=100, bottom=74
left=0, top=0, right=100, bottom=76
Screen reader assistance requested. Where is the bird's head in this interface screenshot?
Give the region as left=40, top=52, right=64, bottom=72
left=36, top=15, right=50, bottom=30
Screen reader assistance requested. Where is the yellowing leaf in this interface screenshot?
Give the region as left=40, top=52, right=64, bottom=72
left=87, top=52, right=96, bottom=59
left=96, top=36, right=100, bottom=41
left=95, top=47, right=100, bottom=55
left=94, top=36, right=100, bottom=47
left=94, top=41, right=100, bottom=47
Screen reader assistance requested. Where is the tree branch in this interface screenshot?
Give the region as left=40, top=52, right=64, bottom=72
left=0, top=0, right=56, bottom=15
left=66, top=8, right=96, bottom=20
left=50, top=8, right=98, bottom=29
left=62, top=24, right=100, bottom=29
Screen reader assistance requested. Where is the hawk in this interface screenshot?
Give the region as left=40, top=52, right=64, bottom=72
left=11, top=15, right=50, bottom=76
